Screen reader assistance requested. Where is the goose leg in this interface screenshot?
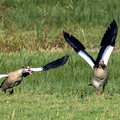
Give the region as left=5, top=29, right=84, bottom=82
left=101, top=85, right=105, bottom=94
left=97, top=91, right=101, bottom=95
left=9, top=88, right=14, bottom=94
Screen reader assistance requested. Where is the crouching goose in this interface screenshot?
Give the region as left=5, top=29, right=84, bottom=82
left=0, top=55, right=69, bottom=94
left=63, top=20, right=118, bottom=94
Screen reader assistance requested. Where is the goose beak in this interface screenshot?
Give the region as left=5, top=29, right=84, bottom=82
left=99, top=60, right=104, bottom=65
left=99, top=60, right=106, bottom=69
left=22, top=66, right=33, bottom=74
left=28, top=69, right=33, bottom=74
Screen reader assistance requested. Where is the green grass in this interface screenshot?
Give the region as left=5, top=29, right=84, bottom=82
left=0, top=93, right=120, bottom=120
left=2, top=0, right=120, bottom=28
left=0, top=51, right=120, bottom=120
left=0, top=0, right=120, bottom=51
left=0, top=0, right=120, bottom=119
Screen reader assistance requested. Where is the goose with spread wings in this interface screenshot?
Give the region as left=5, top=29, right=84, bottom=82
left=63, top=20, right=118, bottom=94
left=0, top=55, right=69, bottom=94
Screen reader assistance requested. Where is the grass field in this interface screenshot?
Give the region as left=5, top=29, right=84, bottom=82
left=0, top=0, right=120, bottom=119
left=0, top=51, right=120, bottom=120
left=0, top=0, right=120, bottom=51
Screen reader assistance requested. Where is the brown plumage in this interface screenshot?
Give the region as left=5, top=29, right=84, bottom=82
left=63, top=20, right=118, bottom=94
left=0, top=66, right=32, bottom=94
left=0, top=55, right=69, bottom=94
left=92, top=60, right=109, bottom=94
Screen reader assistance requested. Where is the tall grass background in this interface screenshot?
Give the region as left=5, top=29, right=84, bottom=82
left=0, top=0, right=120, bottom=51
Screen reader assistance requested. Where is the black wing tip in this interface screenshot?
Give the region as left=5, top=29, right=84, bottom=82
left=100, top=19, right=118, bottom=47
left=63, top=30, right=66, bottom=34
left=63, top=30, right=68, bottom=36
left=63, top=54, right=69, bottom=59
left=63, top=31, right=72, bottom=39
left=42, top=55, right=69, bottom=71
left=60, top=54, right=69, bottom=66
left=112, top=19, right=117, bottom=27
left=63, top=30, right=67, bottom=35
left=111, top=19, right=118, bottom=32
left=63, top=30, right=85, bottom=52
left=63, top=54, right=69, bottom=60
left=109, top=19, right=118, bottom=46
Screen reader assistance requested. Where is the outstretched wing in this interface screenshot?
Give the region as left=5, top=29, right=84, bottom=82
left=96, top=19, right=118, bottom=65
left=0, top=74, right=8, bottom=79
left=63, top=31, right=95, bottom=69
left=30, top=55, right=69, bottom=71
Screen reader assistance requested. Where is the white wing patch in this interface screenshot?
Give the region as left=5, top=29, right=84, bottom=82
left=30, top=67, right=43, bottom=72
left=0, top=74, right=8, bottom=79
left=101, top=46, right=114, bottom=65
left=78, top=50, right=95, bottom=69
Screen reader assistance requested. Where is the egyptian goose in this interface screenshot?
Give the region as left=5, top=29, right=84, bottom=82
left=63, top=20, right=118, bottom=94
left=0, top=55, right=69, bottom=94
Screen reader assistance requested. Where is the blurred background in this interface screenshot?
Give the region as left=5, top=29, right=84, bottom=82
left=0, top=0, right=119, bottom=52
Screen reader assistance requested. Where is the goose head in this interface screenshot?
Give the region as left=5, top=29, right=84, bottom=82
left=21, top=66, right=33, bottom=77
left=98, top=60, right=106, bottom=69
